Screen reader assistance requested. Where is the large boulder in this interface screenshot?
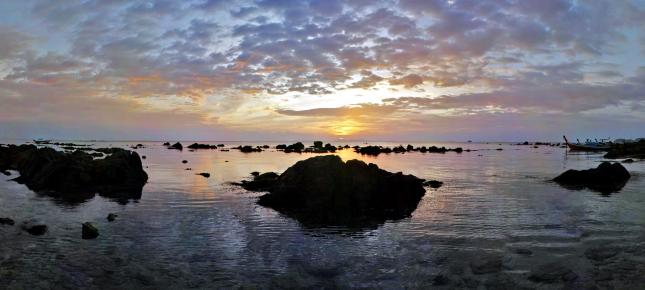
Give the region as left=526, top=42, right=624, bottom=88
left=553, top=162, right=630, bottom=193
left=0, top=145, right=148, bottom=203
left=239, top=155, right=426, bottom=227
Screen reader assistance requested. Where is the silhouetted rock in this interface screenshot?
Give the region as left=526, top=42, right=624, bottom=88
left=82, top=222, right=99, bottom=239
left=182, top=160, right=188, bottom=163
left=162, top=142, right=170, bottom=146
left=423, top=180, right=443, bottom=188
left=217, top=144, right=225, bottom=147
left=142, top=155, right=146, bottom=159
left=197, top=172, right=210, bottom=178
left=528, top=262, right=577, bottom=283
left=553, top=162, right=630, bottom=193
left=623, top=158, right=634, bottom=163
left=22, top=224, right=47, bottom=236
left=187, top=143, right=218, bottom=149
left=0, top=144, right=148, bottom=203
left=242, top=155, right=426, bottom=227
left=107, top=213, right=117, bottom=222
left=236, top=145, right=262, bottom=153
left=235, top=172, right=279, bottom=191
left=168, top=142, right=183, bottom=150
left=0, top=217, right=15, bottom=225
left=1, top=170, right=10, bottom=176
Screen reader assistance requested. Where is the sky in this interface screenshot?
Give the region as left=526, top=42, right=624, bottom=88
left=0, top=0, right=644, bottom=142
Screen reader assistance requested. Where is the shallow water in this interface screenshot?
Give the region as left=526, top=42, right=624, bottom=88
left=1, top=141, right=644, bottom=289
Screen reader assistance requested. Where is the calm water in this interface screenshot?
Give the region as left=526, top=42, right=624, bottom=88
left=1, top=141, right=644, bottom=289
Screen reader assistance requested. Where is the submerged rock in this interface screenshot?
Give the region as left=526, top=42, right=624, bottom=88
left=22, top=224, right=47, bottom=236
left=238, top=155, right=426, bottom=227
left=553, top=162, right=630, bottom=193
left=107, top=213, right=118, bottom=222
left=470, top=255, right=503, bottom=274
left=197, top=172, right=210, bottom=178
left=82, top=222, right=99, bottom=239
left=528, top=262, right=577, bottom=283
left=187, top=143, right=218, bottom=149
left=0, top=217, right=15, bottom=225
left=0, top=144, right=148, bottom=203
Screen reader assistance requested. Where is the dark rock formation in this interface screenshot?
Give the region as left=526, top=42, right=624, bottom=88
left=423, top=180, right=443, bottom=188
left=0, top=217, right=15, bottom=225
left=167, top=142, right=183, bottom=150
left=22, top=224, right=47, bottom=236
left=234, top=172, right=279, bottom=191
left=528, top=262, right=577, bottom=283
left=470, top=255, right=503, bottom=274
left=236, top=155, right=426, bottom=227
left=182, top=160, right=188, bottom=164
left=235, top=145, right=262, bottom=153
left=0, top=144, right=148, bottom=203
left=355, top=145, right=463, bottom=155
left=553, top=162, right=630, bottom=193
left=187, top=143, right=218, bottom=149
left=623, top=158, right=634, bottom=163
left=162, top=142, right=171, bottom=146
left=197, top=172, right=210, bottom=178
left=277, top=142, right=306, bottom=153
left=1, top=170, right=10, bottom=176
left=82, top=222, right=99, bottom=239
left=107, top=213, right=117, bottom=222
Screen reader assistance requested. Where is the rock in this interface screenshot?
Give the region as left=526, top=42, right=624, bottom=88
left=217, top=144, right=225, bottom=147
left=162, top=142, right=171, bottom=146
left=236, top=145, right=262, bottom=153
left=187, top=143, right=218, bottom=149
left=622, top=158, right=634, bottom=163
left=22, top=224, right=48, bottom=236
left=107, top=213, right=118, bottom=222
left=240, top=155, right=426, bottom=227
left=424, top=180, right=443, bottom=188
left=234, top=172, right=279, bottom=191
left=470, top=255, right=503, bottom=274
left=182, top=160, right=188, bottom=164
left=604, top=140, right=645, bottom=159
left=0, top=217, right=15, bottom=225
left=528, top=262, right=577, bottom=283
left=0, top=145, right=148, bottom=203
left=515, top=248, right=533, bottom=255
left=1, top=170, right=10, bottom=176
left=167, top=142, right=183, bottom=150
left=584, top=247, right=619, bottom=262
left=197, top=172, right=210, bottom=178
left=553, top=162, right=631, bottom=193
left=82, top=222, right=99, bottom=239
left=141, top=155, right=146, bottom=159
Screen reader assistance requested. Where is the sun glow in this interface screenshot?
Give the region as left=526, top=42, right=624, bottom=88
left=331, top=119, right=362, bottom=136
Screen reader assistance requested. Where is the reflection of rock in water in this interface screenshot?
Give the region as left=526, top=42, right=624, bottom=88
left=234, top=155, right=427, bottom=229
left=553, top=162, right=630, bottom=194
left=0, top=144, right=148, bottom=205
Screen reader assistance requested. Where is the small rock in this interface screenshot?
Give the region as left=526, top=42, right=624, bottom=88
left=168, top=142, right=183, bottom=150
left=142, top=155, right=146, bottom=159
left=432, top=274, right=450, bottom=286
left=1, top=170, right=10, bottom=176
left=424, top=180, right=443, bottom=188
left=82, top=222, right=99, bottom=239
left=182, top=160, right=188, bottom=164
left=197, top=172, right=210, bottom=178
left=528, top=262, right=577, bottom=283
left=622, top=159, right=634, bottom=163
left=584, top=247, right=619, bottom=262
left=185, top=168, right=192, bottom=170
left=470, top=255, right=503, bottom=274
left=22, top=224, right=48, bottom=236
left=107, top=213, right=118, bottom=222
left=515, top=248, right=533, bottom=255
left=0, top=217, right=15, bottom=225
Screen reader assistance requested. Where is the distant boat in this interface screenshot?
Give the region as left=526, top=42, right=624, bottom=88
left=563, top=136, right=610, bottom=151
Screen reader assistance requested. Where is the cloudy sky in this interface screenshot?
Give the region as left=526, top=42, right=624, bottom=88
left=0, top=0, right=643, bottom=141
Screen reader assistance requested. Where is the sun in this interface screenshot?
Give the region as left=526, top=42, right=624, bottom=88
left=331, top=119, right=361, bottom=136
